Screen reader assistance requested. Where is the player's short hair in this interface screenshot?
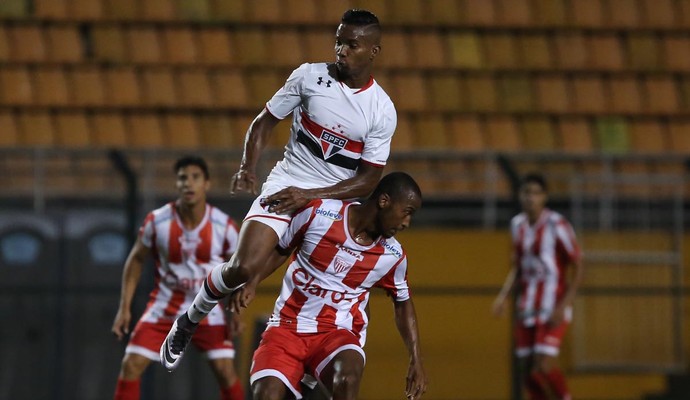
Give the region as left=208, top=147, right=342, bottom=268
left=174, top=156, right=210, bottom=180
left=371, top=172, right=422, bottom=203
left=341, top=9, right=380, bottom=27
left=521, top=172, right=547, bottom=192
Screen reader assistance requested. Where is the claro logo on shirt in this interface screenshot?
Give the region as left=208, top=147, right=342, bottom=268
left=315, top=207, right=343, bottom=221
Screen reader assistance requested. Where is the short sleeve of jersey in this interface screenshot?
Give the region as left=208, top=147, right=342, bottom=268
left=361, top=99, right=396, bottom=166
left=265, top=63, right=308, bottom=120
left=374, top=255, right=410, bottom=302
left=138, top=212, right=155, bottom=248
left=555, top=220, right=581, bottom=263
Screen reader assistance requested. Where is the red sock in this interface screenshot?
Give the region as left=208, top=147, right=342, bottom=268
left=526, top=372, right=548, bottom=400
left=114, top=378, right=140, bottom=400
left=544, top=368, right=570, bottom=400
left=220, top=380, right=245, bottom=400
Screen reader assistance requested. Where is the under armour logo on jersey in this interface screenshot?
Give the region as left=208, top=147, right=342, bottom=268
left=317, top=77, right=332, bottom=87
left=320, top=131, right=348, bottom=159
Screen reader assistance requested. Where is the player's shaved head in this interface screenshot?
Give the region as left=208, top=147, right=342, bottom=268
left=371, top=172, right=422, bottom=203
left=341, top=9, right=381, bottom=44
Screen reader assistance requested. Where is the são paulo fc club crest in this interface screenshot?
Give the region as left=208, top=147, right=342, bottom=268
left=320, top=131, right=348, bottom=159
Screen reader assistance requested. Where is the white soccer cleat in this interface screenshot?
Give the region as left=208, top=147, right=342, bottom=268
left=160, top=313, right=198, bottom=371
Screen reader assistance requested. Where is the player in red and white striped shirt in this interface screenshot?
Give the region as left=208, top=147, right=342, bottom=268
left=111, top=156, right=244, bottom=400
left=493, top=173, right=584, bottom=400
left=248, top=172, right=427, bottom=400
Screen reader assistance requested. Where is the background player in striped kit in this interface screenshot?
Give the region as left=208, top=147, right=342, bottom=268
left=493, top=173, right=585, bottom=400
left=160, top=9, right=398, bottom=372
left=111, top=156, right=244, bottom=400
left=238, top=172, right=427, bottom=400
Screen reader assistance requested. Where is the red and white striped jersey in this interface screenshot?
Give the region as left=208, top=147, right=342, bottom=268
left=138, top=202, right=239, bottom=326
left=511, top=209, right=581, bottom=326
left=264, top=62, right=396, bottom=191
left=268, top=199, right=410, bottom=346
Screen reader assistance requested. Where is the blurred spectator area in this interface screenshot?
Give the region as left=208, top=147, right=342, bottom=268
left=0, top=0, right=689, bottom=201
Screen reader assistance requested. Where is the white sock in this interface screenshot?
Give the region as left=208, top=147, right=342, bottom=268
left=187, top=262, right=241, bottom=323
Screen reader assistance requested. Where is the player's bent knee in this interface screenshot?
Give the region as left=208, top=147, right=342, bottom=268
left=120, top=353, right=150, bottom=379
left=332, top=369, right=362, bottom=396
left=252, top=377, right=287, bottom=400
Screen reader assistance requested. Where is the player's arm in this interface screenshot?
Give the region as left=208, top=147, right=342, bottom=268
left=550, top=257, right=584, bottom=327
left=230, top=108, right=281, bottom=195
left=266, top=162, right=383, bottom=214
left=111, top=238, right=150, bottom=340
left=492, top=253, right=519, bottom=317
left=394, top=299, right=428, bottom=400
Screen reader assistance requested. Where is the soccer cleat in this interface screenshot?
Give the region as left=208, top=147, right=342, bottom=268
left=160, top=313, right=198, bottom=371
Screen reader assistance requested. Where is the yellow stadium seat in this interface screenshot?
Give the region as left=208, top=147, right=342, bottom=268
left=210, top=70, right=250, bottom=108
left=268, top=30, right=305, bottom=68
left=390, top=113, right=414, bottom=152
left=484, top=33, right=518, bottom=69
left=177, top=69, right=213, bottom=107
left=447, top=115, right=485, bottom=151
left=428, top=74, right=462, bottom=111
left=54, top=112, right=92, bottom=147
left=608, top=76, right=642, bottom=114
left=127, top=27, right=163, bottom=64
left=164, top=114, right=201, bottom=148
left=485, top=116, right=522, bottom=152
left=33, top=67, right=71, bottom=106
left=211, top=0, right=246, bottom=22
left=627, top=34, right=660, bottom=70
left=465, top=75, right=498, bottom=112
left=464, top=0, right=496, bottom=25
left=18, top=112, right=55, bottom=147
left=535, top=75, right=570, bottom=113
left=390, top=72, right=428, bottom=112
left=141, top=68, right=178, bottom=106
left=92, top=113, right=127, bottom=147
left=629, top=120, right=668, bottom=154
left=0, top=67, right=34, bottom=105
left=429, top=0, right=462, bottom=26
left=247, top=70, right=283, bottom=107
left=532, top=0, right=566, bottom=26
left=642, top=76, right=679, bottom=113
left=235, top=28, right=269, bottom=66
left=46, top=25, right=82, bottom=62
left=388, top=0, right=424, bottom=24
left=519, top=34, right=553, bottom=69
left=103, top=67, right=141, bottom=106
left=662, top=36, right=690, bottom=71
left=0, top=26, right=9, bottom=62
left=92, top=25, right=127, bottom=62
left=35, top=0, right=68, bottom=19
left=177, top=0, right=211, bottom=20
left=572, top=76, right=607, bottom=114
left=247, top=0, right=282, bottom=23
left=595, top=117, right=629, bottom=154
left=498, top=75, right=533, bottom=112
left=570, top=0, right=604, bottom=27
left=557, top=117, right=594, bottom=153
left=104, top=0, right=139, bottom=20
left=162, top=27, right=198, bottom=64
left=141, top=0, right=176, bottom=21
left=198, top=28, right=235, bottom=66
left=640, top=0, right=676, bottom=27
left=10, top=25, right=47, bottom=62
left=446, top=31, right=483, bottom=69
left=667, top=121, right=690, bottom=153
left=0, top=111, right=19, bottom=147
left=69, top=0, right=104, bottom=19
left=377, top=31, right=410, bottom=69
left=413, top=115, right=448, bottom=149
left=410, top=32, right=446, bottom=68
left=70, top=66, right=105, bottom=106
left=608, top=0, right=640, bottom=27
left=588, top=34, right=624, bottom=71
left=496, top=0, right=532, bottom=26
left=282, top=0, right=318, bottom=23
left=304, top=30, right=335, bottom=64
left=127, top=114, right=164, bottom=147
left=553, top=32, right=587, bottom=70
left=199, top=114, right=237, bottom=148
left=521, top=117, right=555, bottom=151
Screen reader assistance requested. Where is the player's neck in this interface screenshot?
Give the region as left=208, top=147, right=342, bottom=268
left=526, top=208, right=544, bottom=225
left=348, top=204, right=377, bottom=245
left=175, top=200, right=206, bottom=229
left=333, top=64, right=372, bottom=89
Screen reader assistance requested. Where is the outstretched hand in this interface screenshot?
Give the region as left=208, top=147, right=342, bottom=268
left=264, top=186, right=312, bottom=215
left=230, top=169, right=258, bottom=195
left=405, top=358, right=428, bottom=400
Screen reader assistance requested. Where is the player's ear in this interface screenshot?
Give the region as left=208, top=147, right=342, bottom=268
left=370, top=44, right=381, bottom=61
left=204, top=180, right=211, bottom=191
left=377, top=193, right=391, bottom=209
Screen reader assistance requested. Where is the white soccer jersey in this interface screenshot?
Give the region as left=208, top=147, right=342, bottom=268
left=268, top=199, right=410, bottom=346
left=264, top=62, right=397, bottom=190
left=511, top=209, right=581, bottom=326
left=138, top=202, right=239, bottom=326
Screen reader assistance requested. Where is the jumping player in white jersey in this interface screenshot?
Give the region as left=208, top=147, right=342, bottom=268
left=112, top=156, right=244, bottom=400
left=161, top=9, right=398, bottom=373
left=493, top=173, right=584, bottom=400
left=247, top=172, right=426, bottom=400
